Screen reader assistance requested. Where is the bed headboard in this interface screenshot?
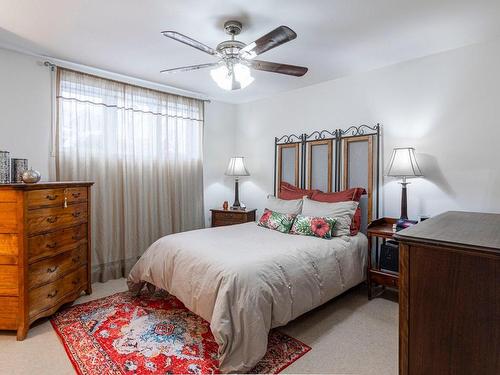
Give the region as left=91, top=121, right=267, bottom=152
left=274, top=124, right=381, bottom=233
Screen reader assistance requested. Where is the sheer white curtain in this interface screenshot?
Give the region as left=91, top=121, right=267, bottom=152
left=56, top=68, right=205, bottom=282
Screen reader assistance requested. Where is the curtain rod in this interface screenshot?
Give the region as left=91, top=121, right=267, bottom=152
left=42, top=60, right=211, bottom=103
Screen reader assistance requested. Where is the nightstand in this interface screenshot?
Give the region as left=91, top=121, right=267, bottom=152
left=210, top=208, right=257, bottom=227
left=367, top=217, right=398, bottom=299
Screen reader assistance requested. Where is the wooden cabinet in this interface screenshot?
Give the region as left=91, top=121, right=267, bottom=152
left=395, top=211, right=500, bottom=375
left=0, top=182, right=93, bottom=340
left=210, top=208, right=256, bottom=227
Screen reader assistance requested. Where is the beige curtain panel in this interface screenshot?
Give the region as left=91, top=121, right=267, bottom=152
left=56, top=68, right=205, bottom=282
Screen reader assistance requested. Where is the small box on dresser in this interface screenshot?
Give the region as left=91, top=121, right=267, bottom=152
left=0, top=182, right=93, bottom=340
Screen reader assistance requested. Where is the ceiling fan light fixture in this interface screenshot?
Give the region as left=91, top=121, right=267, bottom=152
left=161, top=21, right=307, bottom=90
left=210, top=64, right=232, bottom=90
left=210, top=63, right=254, bottom=91
left=234, top=63, right=254, bottom=89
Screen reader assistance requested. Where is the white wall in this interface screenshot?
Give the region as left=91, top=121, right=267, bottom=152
left=3, top=35, right=500, bottom=224
left=0, top=47, right=236, bottom=227
left=0, top=48, right=55, bottom=180
left=236, top=37, right=500, bottom=220
left=203, top=101, right=236, bottom=226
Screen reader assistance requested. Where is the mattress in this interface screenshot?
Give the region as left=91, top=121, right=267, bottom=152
left=127, top=222, right=368, bottom=372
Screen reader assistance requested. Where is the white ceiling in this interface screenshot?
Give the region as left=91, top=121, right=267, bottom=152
left=1, top=0, right=500, bottom=103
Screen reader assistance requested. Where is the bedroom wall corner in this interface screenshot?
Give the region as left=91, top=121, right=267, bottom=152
left=203, top=100, right=238, bottom=227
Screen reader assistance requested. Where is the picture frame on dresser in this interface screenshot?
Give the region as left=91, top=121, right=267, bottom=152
left=0, top=182, right=93, bottom=340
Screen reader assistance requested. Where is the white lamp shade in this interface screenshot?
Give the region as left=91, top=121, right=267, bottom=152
left=225, top=157, right=250, bottom=176
left=210, top=63, right=254, bottom=91
left=386, top=147, right=423, bottom=177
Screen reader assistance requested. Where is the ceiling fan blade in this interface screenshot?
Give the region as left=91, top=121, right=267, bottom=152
left=160, top=62, right=219, bottom=74
left=162, top=31, right=220, bottom=56
left=249, top=60, right=308, bottom=77
left=240, top=26, right=297, bottom=59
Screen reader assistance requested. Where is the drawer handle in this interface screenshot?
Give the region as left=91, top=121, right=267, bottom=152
left=72, top=255, right=80, bottom=263
left=46, top=242, right=58, bottom=249
left=46, top=216, right=58, bottom=224
left=72, top=192, right=81, bottom=198
left=47, top=265, right=58, bottom=273
left=72, top=278, right=81, bottom=285
left=47, top=290, right=58, bottom=298
left=46, top=194, right=58, bottom=201
left=72, top=211, right=81, bottom=218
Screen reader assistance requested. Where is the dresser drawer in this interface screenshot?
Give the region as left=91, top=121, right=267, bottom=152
left=29, top=245, right=87, bottom=289
left=28, top=223, right=87, bottom=262
left=29, top=266, right=87, bottom=319
left=27, top=203, right=88, bottom=235
left=27, top=187, right=88, bottom=209
left=27, top=189, right=65, bottom=209
left=0, top=296, right=18, bottom=329
left=0, top=234, right=18, bottom=265
left=65, top=187, right=88, bottom=204
left=0, top=265, right=18, bottom=295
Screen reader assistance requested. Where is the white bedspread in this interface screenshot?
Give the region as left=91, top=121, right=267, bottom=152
left=127, top=222, right=367, bottom=373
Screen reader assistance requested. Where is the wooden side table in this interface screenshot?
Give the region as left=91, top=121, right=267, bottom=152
left=367, top=217, right=399, bottom=299
left=210, top=208, right=257, bottom=227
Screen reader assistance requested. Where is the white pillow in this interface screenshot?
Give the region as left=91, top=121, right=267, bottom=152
left=265, top=195, right=303, bottom=215
left=302, top=197, right=358, bottom=236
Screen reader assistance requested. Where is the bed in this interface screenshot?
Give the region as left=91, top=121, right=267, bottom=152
left=128, top=222, right=368, bottom=372
left=128, top=125, right=380, bottom=372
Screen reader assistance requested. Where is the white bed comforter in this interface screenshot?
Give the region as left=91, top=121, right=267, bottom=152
left=127, top=222, right=367, bottom=373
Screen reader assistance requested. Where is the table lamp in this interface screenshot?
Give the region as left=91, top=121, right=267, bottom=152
left=386, top=147, right=423, bottom=225
left=225, top=157, right=250, bottom=209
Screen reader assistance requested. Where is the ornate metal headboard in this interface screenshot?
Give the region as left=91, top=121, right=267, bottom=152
left=274, top=124, right=381, bottom=229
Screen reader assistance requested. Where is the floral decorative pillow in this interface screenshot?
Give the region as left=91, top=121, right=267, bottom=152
left=258, top=209, right=296, bottom=233
left=290, top=215, right=337, bottom=239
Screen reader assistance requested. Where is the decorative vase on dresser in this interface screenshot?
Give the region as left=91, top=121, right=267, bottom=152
left=0, top=181, right=93, bottom=340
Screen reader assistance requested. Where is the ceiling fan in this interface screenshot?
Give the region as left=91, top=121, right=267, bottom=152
left=160, top=20, right=308, bottom=91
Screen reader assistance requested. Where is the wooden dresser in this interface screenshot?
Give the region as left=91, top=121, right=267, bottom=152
left=0, top=182, right=93, bottom=340
left=210, top=208, right=257, bottom=227
left=395, top=211, right=500, bottom=375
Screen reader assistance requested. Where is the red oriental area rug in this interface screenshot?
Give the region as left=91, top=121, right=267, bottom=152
left=51, top=291, right=311, bottom=374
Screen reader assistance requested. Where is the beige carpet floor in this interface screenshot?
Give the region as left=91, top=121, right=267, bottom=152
left=0, top=279, right=398, bottom=375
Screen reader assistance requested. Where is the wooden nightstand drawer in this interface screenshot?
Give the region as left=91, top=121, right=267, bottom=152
left=215, top=212, right=243, bottom=220
left=213, top=218, right=245, bottom=227
left=210, top=209, right=257, bottom=227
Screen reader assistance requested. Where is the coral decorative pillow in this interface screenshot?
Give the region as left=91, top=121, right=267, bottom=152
left=290, top=215, right=337, bottom=239
left=279, top=182, right=317, bottom=200
left=310, top=188, right=366, bottom=235
left=302, top=198, right=358, bottom=237
left=311, top=187, right=366, bottom=203
left=258, top=209, right=296, bottom=233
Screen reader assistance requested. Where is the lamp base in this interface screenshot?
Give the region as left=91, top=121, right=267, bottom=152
left=232, top=177, right=241, bottom=209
